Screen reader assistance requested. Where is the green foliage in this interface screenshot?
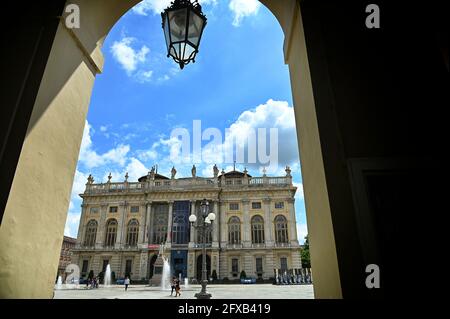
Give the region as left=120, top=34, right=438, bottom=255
left=240, top=270, right=247, bottom=279
left=301, top=235, right=311, bottom=268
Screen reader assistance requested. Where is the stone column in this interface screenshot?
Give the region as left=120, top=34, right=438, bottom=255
left=242, top=199, right=251, bottom=248
left=189, top=200, right=196, bottom=247
left=76, top=203, right=87, bottom=246
left=263, top=198, right=274, bottom=246
left=212, top=200, right=219, bottom=248
left=148, top=202, right=155, bottom=244
left=95, top=203, right=108, bottom=248
left=140, top=201, right=151, bottom=245
left=166, top=201, right=173, bottom=247
left=287, top=198, right=299, bottom=246
left=116, top=202, right=128, bottom=249
left=219, top=201, right=227, bottom=247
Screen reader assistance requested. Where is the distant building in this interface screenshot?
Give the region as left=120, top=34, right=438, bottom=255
left=72, top=166, right=302, bottom=282
left=58, top=236, right=76, bottom=280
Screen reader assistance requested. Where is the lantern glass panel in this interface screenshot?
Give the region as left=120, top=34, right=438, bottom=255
left=188, top=10, right=204, bottom=47
left=168, top=8, right=188, bottom=42
left=163, top=14, right=171, bottom=51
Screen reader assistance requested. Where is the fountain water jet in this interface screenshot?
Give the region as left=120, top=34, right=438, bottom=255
left=160, top=257, right=171, bottom=290
left=104, top=264, right=112, bottom=287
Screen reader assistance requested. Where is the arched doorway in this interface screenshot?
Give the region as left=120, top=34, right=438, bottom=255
left=196, top=254, right=211, bottom=282
left=148, top=254, right=158, bottom=279
left=0, top=0, right=342, bottom=299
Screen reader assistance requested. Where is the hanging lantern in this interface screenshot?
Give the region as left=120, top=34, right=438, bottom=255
left=161, top=0, right=207, bottom=69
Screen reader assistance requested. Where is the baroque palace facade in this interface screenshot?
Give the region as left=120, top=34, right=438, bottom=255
left=72, top=165, right=301, bottom=282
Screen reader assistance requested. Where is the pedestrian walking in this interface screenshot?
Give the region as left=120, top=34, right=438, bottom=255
left=175, top=278, right=181, bottom=297
left=124, top=277, right=130, bottom=291
left=170, top=277, right=176, bottom=296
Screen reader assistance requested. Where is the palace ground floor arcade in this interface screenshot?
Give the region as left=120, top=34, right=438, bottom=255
left=72, top=246, right=302, bottom=282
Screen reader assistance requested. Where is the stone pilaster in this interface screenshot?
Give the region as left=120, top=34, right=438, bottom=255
left=116, top=202, right=128, bottom=249
left=263, top=198, right=274, bottom=246
left=219, top=201, right=227, bottom=247
left=212, top=200, right=219, bottom=248
left=95, top=203, right=108, bottom=248
left=189, top=200, right=196, bottom=247
left=242, top=199, right=251, bottom=248
left=139, top=201, right=151, bottom=246
left=76, top=203, right=87, bottom=246
left=166, top=201, right=173, bottom=247
left=139, top=251, right=148, bottom=280
left=287, top=198, right=299, bottom=246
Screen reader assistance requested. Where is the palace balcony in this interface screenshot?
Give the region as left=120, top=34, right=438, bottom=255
left=82, top=176, right=293, bottom=195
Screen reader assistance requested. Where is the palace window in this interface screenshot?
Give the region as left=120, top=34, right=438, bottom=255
left=231, top=258, right=239, bottom=274
left=229, top=203, right=239, bottom=211
left=152, top=204, right=168, bottom=244
left=256, top=257, right=263, bottom=273
left=130, top=206, right=139, bottom=213
left=90, top=207, right=99, bottom=214
left=251, top=202, right=262, bottom=209
left=251, top=215, right=265, bottom=244
left=280, top=257, right=288, bottom=272
left=125, top=259, right=132, bottom=277
left=197, top=227, right=212, bottom=244
left=172, top=201, right=190, bottom=245
left=81, top=260, right=89, bottom=277
left=109, top=206, right=118, bottom=213
left=105, top=219, right=118, bottom=247
left=275, top=215, right=289, bottom=243
left=275, top=202, right=284, bottom=209
left=228, top=216, right=241, bottom=244
left=126, top=219, right=139, bottom=246
left=83, top=220, right=97, bottom=247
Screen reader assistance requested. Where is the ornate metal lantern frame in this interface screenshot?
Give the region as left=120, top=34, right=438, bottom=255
left=161, top=0, right=207, bottom=69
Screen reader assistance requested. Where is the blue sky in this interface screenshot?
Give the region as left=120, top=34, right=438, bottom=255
left=64, top=0, right=308, bottom=244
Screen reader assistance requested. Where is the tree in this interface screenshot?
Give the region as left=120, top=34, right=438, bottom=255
left=240, top=270, right=247, bottom=279
left=88, top=270, right=94, bottom=280
left=301, top=235, right=311, bottom=268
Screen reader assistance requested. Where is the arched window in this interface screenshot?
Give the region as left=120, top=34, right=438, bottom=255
left=251, top=215, right=265, bottom=244
left=228, top=216, right=241, bottom=244
left=275, top=215, right=289, bottom=243
left=105, top=219, right=118, bottom=247
left=83, top=220, right=97, bottom=247
left=126, top=219, right=139, bottom=247
left=152, top=204, right=168, bottom=244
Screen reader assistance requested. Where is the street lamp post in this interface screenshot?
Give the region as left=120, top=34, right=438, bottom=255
left=189, top=198, right=215, bottom=299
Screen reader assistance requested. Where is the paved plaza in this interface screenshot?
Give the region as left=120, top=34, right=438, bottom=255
left=54, top=284, right=314, bottom=299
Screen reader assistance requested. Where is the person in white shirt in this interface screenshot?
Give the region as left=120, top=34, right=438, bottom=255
left=124, top=277, right=130, bottom=291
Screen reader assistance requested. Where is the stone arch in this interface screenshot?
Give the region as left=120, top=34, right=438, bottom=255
left=0, top=0, right=341, bottom=298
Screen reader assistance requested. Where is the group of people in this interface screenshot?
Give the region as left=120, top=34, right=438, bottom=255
left=170, top=277, right=181, bottom=297
left=86, top=277, right=99, bottom=289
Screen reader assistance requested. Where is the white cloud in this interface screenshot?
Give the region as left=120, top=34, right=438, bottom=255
left=100, top=125, right=108, bottom=132
left=229, top=0, right=260, bottom=26
left=79, top=121, right=131, bottom=169
left=132, top=0, right=217, bottom=16
left=64, top=212, right=81, bottom=238
left=297, top=223, right=308, bottom=244
left=124, top=157, right=149, bottom=181
left=206, top=99, right=299, bottom=173
left=293, top=182, right=304, bottom=200
left=110, top=37, right=149, bottom=75
left=136, top=70, right=154, bottom=83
